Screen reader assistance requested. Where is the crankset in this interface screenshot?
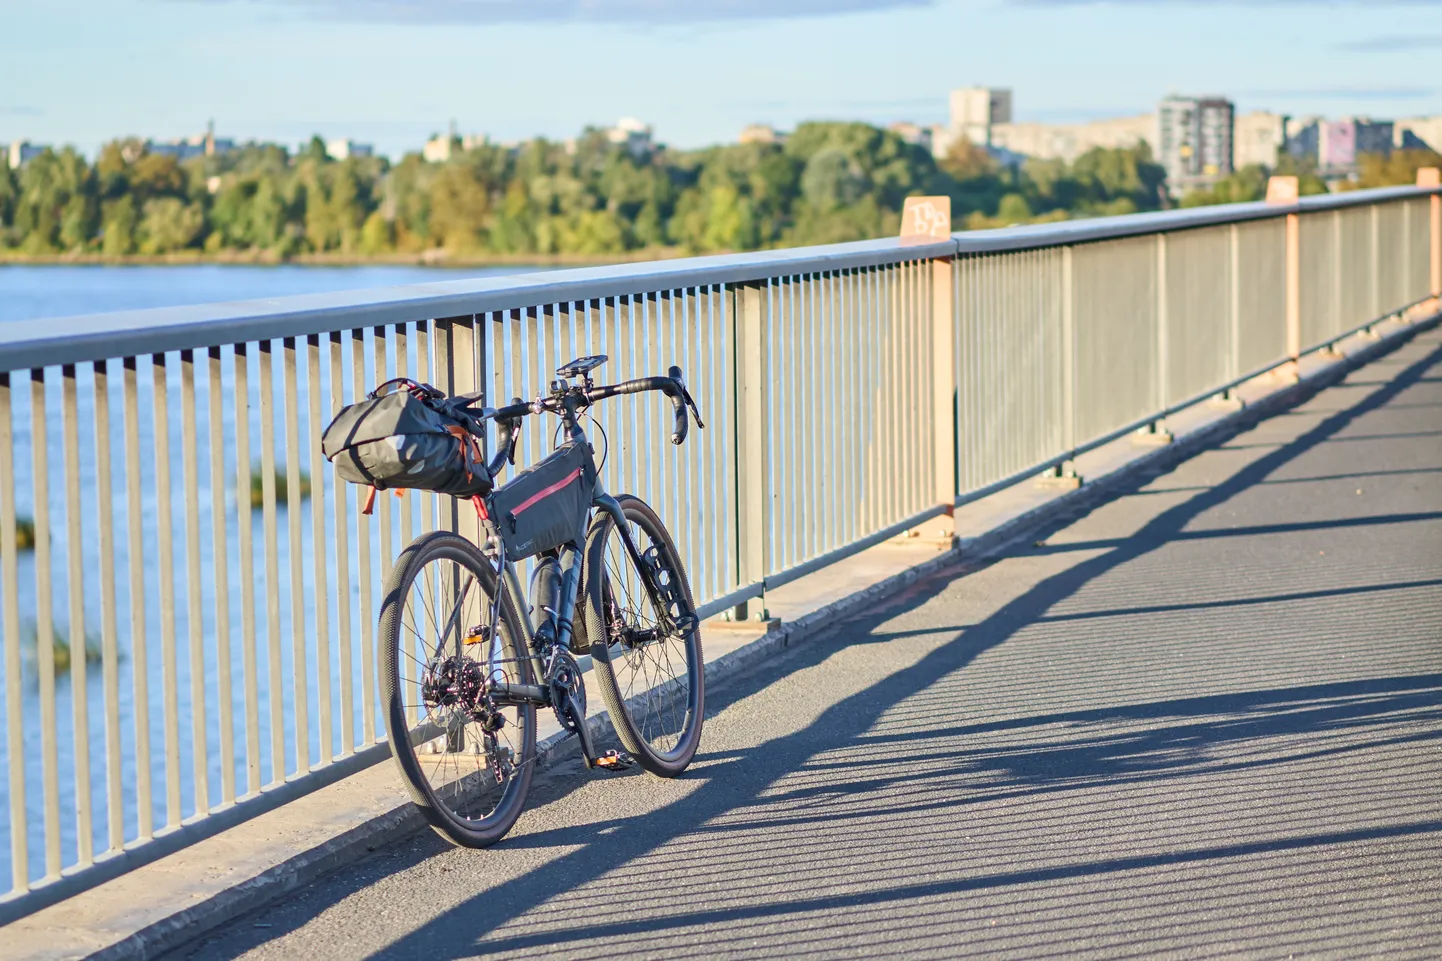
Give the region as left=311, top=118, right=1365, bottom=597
left=546, top=648, right=601, bottom=768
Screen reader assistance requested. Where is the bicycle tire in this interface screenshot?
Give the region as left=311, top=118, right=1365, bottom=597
left=582, top=495, right=704, bottom=776
left=378, top=530, right=536, bottom=847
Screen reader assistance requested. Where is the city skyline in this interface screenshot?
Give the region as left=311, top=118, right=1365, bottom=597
left=1, top=0, right=1437, bottom=158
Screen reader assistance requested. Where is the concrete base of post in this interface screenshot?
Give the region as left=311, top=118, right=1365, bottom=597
left=728, top=599, right=771, bottom=623
left=1132, top=422, right=1174, bottom=447
left=713, top=613, right=781, bottom=633
left=1037, top=463, right=1083, bottom=489
left=1208, top=389, right=1245, bottom=412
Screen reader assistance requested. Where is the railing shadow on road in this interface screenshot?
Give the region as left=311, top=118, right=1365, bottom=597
left=186, top=337, right=1442, bottom=960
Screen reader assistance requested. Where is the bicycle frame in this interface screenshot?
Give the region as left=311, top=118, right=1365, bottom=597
left=475, top=393, right=663, bottom=727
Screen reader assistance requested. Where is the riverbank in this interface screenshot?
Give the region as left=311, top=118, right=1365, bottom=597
left=0, top=246, right=690, bottom=268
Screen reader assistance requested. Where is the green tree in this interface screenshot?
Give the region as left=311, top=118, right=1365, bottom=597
left=138, top=197, right=205, bottom=253
left=101, top=195, right=138, bottom=255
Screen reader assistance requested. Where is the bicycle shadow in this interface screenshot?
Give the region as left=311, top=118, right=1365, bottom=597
left=183, top=336, right=1442, bottom=959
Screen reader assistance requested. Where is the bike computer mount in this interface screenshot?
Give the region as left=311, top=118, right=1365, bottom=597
left=556, top=355, right=608, bottom=381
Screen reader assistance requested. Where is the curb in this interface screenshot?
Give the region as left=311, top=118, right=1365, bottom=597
left=86, top=313, right=1438, bottom=961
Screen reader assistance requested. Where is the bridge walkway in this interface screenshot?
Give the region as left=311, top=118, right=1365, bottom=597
left=174, top=329, right=1442, bottom=960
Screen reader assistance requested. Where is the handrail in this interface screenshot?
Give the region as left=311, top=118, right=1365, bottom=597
left=1, top=184, right=1433, bottom=374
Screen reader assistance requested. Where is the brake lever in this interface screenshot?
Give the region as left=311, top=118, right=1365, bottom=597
left=667, top=366, right=705, bottom=430
left=680, top=386, right=705, bottom=430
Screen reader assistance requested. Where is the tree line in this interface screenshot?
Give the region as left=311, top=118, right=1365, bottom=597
left=2, top=121, right=1425, bottom=261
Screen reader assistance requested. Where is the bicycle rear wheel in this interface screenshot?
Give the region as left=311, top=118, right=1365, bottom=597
left=582, top=495, right=704, bottom=776
left=378, top=530, right=536, bottom=847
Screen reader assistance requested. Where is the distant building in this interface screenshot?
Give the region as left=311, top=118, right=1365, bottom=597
left=147, top=121, right=233, bottom=161
left=1285, top=116, right=1321, bottom=160
left=5, top=140, right=46, bottom=168
left=888, top=121, right=932, bottom=151
left=949, top=87, right=1012, bottom=146
left=1395, top=116, right=1442, bottom=152
left=1233, top=111, right=1288, bottom=168
left=606, top=117, right=654, bottom=158
left=423, top=131, right=457, bottom=163
left=1158, top=95, right=1234, bottom=193
left=326, top=138, right=374, bottom=161
left=739, top=124, right=783, bottom=145
left=1318, top=118, right=1393, bottom=175
left=989, top=114, right=1156, bottom=163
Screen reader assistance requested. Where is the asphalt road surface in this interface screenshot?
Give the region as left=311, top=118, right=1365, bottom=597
left=176, top=330, right=1442, bottom=959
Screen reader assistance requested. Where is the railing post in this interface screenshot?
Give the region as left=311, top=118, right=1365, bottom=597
left=931, top=256, right=957, bottom=515
left=436, top=315, right=481, bottom=546
left=1431, top=180, right=1441, bottom=303
left=732, top=281, right=770, bottom=621
left=1041, top=245, right=1082, bottom=485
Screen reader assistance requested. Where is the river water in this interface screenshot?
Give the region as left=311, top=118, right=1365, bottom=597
left=0, top=263, right=539, bottom=323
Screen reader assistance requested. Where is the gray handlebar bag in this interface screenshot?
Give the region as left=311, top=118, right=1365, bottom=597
left=321, top=390, right=493, bottom=498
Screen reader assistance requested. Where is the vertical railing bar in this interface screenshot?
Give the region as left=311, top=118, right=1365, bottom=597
left=352, top=331, right=375, bottom=746
left=31, top=368, right=61, bottom=878
left=329, top=332, right=353, bottom=756
left=805, top=274, right=820, bottom=558
left=180, top=349, right=209, bottom=816
left=206, top=347, right=234, bottom=805
left=1229, top=225, right=1241, bottom=383
left=233, top=345, right=260, bottom=795
left=0, top=372, right=28, bottom=892
left=151, top=353, right=182, bottom=829
left=282, top=337, right=308, bottom=776
left=61, top=364, right=94, bottom=865
left=122, top=357, right=153, bottom=836
left=373, top=329, right=393, bottom=587
left=394, top=324, right=413, bottom=562
left=1156, top=236, right=1169, bottom=412
left=92, top=359, right=122, bottom=854
left=710, top=286, right=727, bottom=596
left=257, top=341, right=284, bottom=784
left=684, top=288, right=702, bottom=592
left=307, top=334, right=332, bottom=766
left=416, top=320, right=435, bottom=537
left=842, top=269, right=857, bottom=546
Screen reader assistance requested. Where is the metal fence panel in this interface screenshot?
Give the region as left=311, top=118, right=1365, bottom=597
left=1071, top=235, right=1160, bottom=444
left=1406, top=198, right=1431, bottom=301
left=1338, top=205, right=1376, bottom=333
left=954, top=249, right=1064, bottom=495
left=1164, top=226, right=1233, bottom=406
left=1299, top=211, right=1341, bottom=346
left=1376, top=202, right=1410, bottom=316
left=1235, top=218, right=1289, bottom=374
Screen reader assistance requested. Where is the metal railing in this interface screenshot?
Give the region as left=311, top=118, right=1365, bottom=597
left=0, top=183, right=1437, bottom=920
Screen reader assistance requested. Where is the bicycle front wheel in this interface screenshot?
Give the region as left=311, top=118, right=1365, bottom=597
left=582, top=495, right=704, bottom=776
left=378, top=530, right=536, bottom=847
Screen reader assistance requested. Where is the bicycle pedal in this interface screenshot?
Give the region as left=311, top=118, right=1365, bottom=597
left=593, top=750, right=635, bottom=773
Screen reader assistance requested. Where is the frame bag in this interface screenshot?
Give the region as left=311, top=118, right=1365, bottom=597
left=321, top=380, right=492, bottom=499
left=490, top=443, right=594, bottom=559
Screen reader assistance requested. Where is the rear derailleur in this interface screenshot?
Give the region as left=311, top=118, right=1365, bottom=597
left=420, top=653, right=513, bottom=783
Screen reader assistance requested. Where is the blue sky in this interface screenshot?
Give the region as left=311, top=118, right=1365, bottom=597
left=0, top=0, right=1436, bottom=158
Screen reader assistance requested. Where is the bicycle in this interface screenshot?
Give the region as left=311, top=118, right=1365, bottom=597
left=368, top=355, right=706, bottom=847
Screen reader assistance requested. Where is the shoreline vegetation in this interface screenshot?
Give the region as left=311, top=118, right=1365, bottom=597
left=1, top=121, right=1432, bottom=268
left=0, top=246, right=688, bottom=268
left=0, top=122, right=1179, bottom=264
